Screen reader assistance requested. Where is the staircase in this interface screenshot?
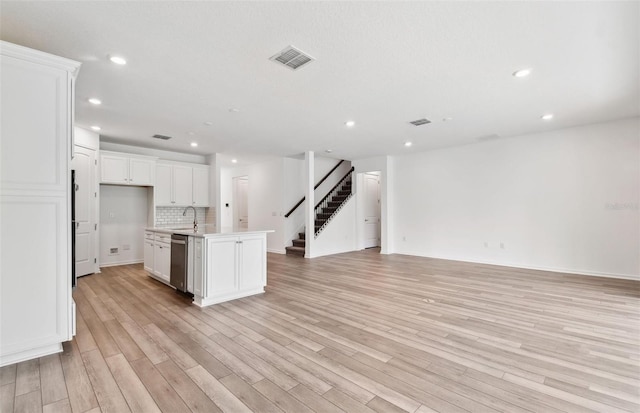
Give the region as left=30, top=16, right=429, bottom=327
left=285, top=167, right=354, bottom=257
left=285, top=232, right=306, bottom=256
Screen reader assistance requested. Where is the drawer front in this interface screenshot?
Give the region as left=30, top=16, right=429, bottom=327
left=144, top=231, right=154, bottom=241
left=155, top=233, right=172, bottom=244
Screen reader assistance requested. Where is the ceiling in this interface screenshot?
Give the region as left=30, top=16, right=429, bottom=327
left=1, top=1, right=638, bottom=161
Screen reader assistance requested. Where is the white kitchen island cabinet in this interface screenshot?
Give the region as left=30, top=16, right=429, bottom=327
left=144, top=227, right=271, bottom=307
left=194, top=232, right=268, bottom=307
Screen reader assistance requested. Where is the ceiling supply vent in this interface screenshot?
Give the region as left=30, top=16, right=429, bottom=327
left=152, top=134, right=172, bottom=140
left=270, top=45, right=314, bottom=70
left=409, top=118, right=431, bottom=126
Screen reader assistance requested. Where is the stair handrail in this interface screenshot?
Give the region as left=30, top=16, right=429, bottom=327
left=284, top=160, right=345, bottom=218
left=314, top=167, right=354, bottom=210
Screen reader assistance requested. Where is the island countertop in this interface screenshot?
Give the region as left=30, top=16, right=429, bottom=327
left=146, top=226, right=274, bottom=238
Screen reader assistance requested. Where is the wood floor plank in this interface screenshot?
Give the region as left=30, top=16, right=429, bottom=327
left=0, top=382, right=15, bottom=413
left=129, top=357, right=190, bottom=413
left=105, top=353, right=161, bottom=413
left=219, top=374, right=284, bottom=413
left=0, top=364, right=16, bottom=386
left=186, top=365, right=253, bottom=413
left=13, top=389, right=42, bottom=413
left=155, top=359, right=222, bottom=413
left=39, top=354, right=68, bottom=405
left=42, top=398, right=71, bottom=413
left=15, top=358, right=40, bottom=396
left=59, top=341, right=99, bottom=413
left=253, top=378, right=314, bottom=413
left=81, top=349, right=131, bottom=413
left=288, top=384, right=346, bottom=413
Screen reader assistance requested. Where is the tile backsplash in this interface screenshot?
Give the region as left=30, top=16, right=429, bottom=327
left=156, top=206, right=207, bottom=227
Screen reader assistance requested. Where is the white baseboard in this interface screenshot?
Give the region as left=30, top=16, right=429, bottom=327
left=268, top=248, right=286, bottom=254
left=99, top=259, right=144, bottom=268
left=0, top=343, right=62, bottom=367
left=393, top=251, right=639, bottom=281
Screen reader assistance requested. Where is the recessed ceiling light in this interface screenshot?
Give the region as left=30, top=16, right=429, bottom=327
left=109, top=55, right=127, bottom=65
left=325, top=149, right=333, bottom=153
left=204, top=121, right=213, bottom=126
left=345, top=120, right=355, bottom=127
left=513, top=68, right=532, bottom=78
left=91, top=126, right=101, bottom=131
left=190, top=142, right=198, bottom=147
left=231, top=159, right=238, bottom=163
left=404, top=141, right=412, bottom=147
left=541, top=113, right=554, bottom=120
left=88, top=98, right=101, bottom=105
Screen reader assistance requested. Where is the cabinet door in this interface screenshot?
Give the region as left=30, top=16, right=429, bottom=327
left=101, top=155, right=129, bottom=184
left=144, top=240, right=154, bottom=273
left=155, top=164, right=173, bottom=206
left=129, top=158, right=155, bottom=186
left=160, top=243, right=171, bottom=282
left=206, top=238, right=237, bottom=296
left=193, top=238, right=203, bottom=296
left=172, top=165, right=193, bottom=206
left=238, top=236, right=266, bottom=290
left=192, top=167, right=209, bottom=206
left=153, top=243, right=170, bottom=283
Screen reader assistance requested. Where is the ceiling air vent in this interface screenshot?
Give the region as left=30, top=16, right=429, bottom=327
left=410, top=118, right=431, bottom=126
left=152, top=134, right=172, bottom=140
left=270, top=46, right=314, bottom=70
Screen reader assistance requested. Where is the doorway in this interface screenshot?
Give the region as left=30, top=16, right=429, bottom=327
left=72, top=145, right=98, bottom=276
left=362, top=172, right=381, bottom=248
left=232, top=176, right=249, bottom=231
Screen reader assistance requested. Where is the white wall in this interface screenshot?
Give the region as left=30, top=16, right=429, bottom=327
left=311, top=197, right=357, bottom=258
left=74, top=126, right=99, bottom=150
left=99, top=185, right=149, bottom=266
left=392, top=118, right=640, bottom=279
left=220, top=158, right=286, bottom=253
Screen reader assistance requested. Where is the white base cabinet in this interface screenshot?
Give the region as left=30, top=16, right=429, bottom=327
left=143, top=230, right=171, bottom=285
left=193, top=232, right=267, bottom=307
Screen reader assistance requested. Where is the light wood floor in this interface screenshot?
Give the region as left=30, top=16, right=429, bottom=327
left=1, top=250, right=639, bottom=413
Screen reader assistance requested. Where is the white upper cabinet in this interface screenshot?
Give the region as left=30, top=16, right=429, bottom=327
left=192, top=166, right=209, bottom=207
left=155, top=163, right=172, bottom=205
left=100, top=151, right=156, bottom=186
left=173, top=165, right=193, bottom=206
left=156, top=161, right=209, bottom=207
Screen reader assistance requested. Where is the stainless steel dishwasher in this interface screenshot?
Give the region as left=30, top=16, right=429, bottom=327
left=170, top=234, right=188, bottom=292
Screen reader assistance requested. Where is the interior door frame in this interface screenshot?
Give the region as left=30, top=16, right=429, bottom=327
left=356, top=170, right=383, bottom=252
left=232, top=175, right=249, bottom=230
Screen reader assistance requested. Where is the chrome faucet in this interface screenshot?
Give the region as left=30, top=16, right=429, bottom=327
left=183, top=206, right=198, bottom=232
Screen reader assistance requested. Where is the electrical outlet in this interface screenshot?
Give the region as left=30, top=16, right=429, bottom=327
left=109, top=247, right=119, bottom=255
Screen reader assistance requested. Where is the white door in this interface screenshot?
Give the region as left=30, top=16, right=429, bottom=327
left=72, top=146, right=97, bottom=276
left=233, top=176, right=249, bottom=230
left=363, top=172, right=381, bottom=248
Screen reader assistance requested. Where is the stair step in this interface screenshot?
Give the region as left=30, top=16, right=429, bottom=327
left=332, top=195, right=347, bottom=202
left=298, top=232, right=305, bottom=239
left=285, top=246, right=305, bottom=257
left=292, top=239, right=305, bottom=247
left=337, top=190, right=351, bottom=196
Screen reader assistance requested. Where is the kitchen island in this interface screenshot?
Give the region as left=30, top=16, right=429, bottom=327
left=144, top=226, right=274, bottom=307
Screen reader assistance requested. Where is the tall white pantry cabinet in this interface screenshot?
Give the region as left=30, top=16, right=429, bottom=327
left=0, top=41, right=81, bottom=366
